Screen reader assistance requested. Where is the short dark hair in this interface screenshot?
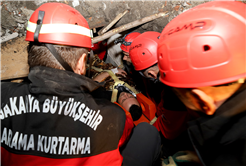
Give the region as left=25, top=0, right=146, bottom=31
left=27, top=42, right=88, bottom=71
left=129, top=104, right=142, bottom=121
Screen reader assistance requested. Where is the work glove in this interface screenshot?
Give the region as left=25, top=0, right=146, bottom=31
left=162, top=156, right=177, bottom=166
left=162, top=151, right=201, bottom=166
left=173, top=150, right=201, bottom=164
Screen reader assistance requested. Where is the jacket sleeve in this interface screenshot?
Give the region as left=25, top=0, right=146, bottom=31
left=155, top=87, right=198, bottom=140
left=118, top=115, right=134, bottom=147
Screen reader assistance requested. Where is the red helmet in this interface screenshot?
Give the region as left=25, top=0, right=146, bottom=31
left=120, top=32, right=141, bottom=53
left=92, top=41, right=107, bottom=60
left=158, top=1, right=246, bottom=88
left=26, top=3, right=92, bottom=48
left=129, top=31, right=160, bottom=71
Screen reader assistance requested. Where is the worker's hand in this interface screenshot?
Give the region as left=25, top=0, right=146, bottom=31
left=162, top=151, right=201, bottom=166
left=162, top=156, right=177, bottom=166
left=117, top=68, right=127, bottom=77
left=111, top=68, right=127, bottom=77
left=173, top=150, right=201, bottom=163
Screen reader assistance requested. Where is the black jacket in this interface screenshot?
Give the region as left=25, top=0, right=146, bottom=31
left=1, top=66, right=131, bottom=166
left=188, top=87, right=246, bottom=166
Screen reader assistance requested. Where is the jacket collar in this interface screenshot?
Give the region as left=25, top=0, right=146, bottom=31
left=187, top=88, right=246, bottom=165
left=28, top=66, right=102, bottom=95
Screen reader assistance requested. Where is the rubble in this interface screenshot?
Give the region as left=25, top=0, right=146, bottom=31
left=0, top=2, right=31, bottom=43
left=1, top=0, right=246, bottom=80
left=1, top=0, right=207, bottom=43
left=1, top=32, right=18, bottom=43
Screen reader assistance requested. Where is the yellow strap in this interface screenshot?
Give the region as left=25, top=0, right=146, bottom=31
left=149, top=116, right=158, bottom=125
left=103, top=70, right=139, bottom=102
left=91, top=66, right=103, bottom=72
left=105, top=70, right=139, bottom=93
left=111, top=88, right=119, bottom=103
left=122, top=82, right=139, bottom=95
left=104, top=70, right=120, bottom=82
left=88, top=67, right=139, bottom=102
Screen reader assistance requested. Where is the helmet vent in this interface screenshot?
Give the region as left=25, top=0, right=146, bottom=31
left=203, top=45, right=211, bottom=52
left=142, top=52, right=145, bottom=55
left=162, top=72, right=166, bottom=78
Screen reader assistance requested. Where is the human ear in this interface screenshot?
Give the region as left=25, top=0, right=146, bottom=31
left=75, top=53, right=87, bottom=75
left=191, top=89, right=216, bottom=115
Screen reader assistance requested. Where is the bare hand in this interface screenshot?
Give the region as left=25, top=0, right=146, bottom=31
left=116, top=68, right=127, bottom=77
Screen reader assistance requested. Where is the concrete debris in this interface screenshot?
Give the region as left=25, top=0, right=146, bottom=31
left=34, top=0, right=48, bottom=6
left=0, top=2, right=31, bottom=43
left=1, top=32, right=18, bottom=43
left=1, top=6, right=18, bottom=29
left=1, top=28, right=5, bottom=37
left=20, top=7, right=34, bottom=21
left=182, top=1, right=190, bottom=7
left=1, top=0, right=206, bottom=41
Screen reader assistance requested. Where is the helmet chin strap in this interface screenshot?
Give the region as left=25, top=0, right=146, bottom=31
left=34, top=11, right=44, bottom=43
left=114, top=34, right=132, bottom=46
left=139, top=71, right=160, bottom=84
left=34, top=10, right=73, bottom=72
left=45, top=43, right=73, bottom=72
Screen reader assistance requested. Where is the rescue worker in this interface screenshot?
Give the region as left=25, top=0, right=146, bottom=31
left=114, top=32, right=146, bottom=94
left=87, top=53, right=142, bottom=121
left=105, top=33, right=125, bottom=67
left=1, top=3, right=161, bottom=166
left=116, top=32, right=141, bottom=66
left=157, top=1, right=246, bottom=165
left=129, top=31, right=162, bottom=104
left=129, top=31, right=196, bottom=158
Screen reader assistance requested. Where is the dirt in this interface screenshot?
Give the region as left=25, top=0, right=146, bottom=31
left=1, top=36, right=29, bottom=80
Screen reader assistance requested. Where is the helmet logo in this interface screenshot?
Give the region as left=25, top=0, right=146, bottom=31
left=162, top=21, right=206, bottom=38
left=130, top=44, right=142, bottom=51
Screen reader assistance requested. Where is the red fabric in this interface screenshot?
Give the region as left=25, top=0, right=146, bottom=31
left=113, top=102, right=134, bottom=147
left=118, top=114, right=134, bottom=147
left=1, top=115, right=134, bottom=166
left=91, top=41, right=107, bottom=60
left=154, top=108, right=189, bottom=140
left=154, top=98, right=200, bottom=140
left=1, top=147, right=123, bottom=166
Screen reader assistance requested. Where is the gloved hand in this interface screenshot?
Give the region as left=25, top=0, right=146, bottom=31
left=173, top=150, right=201, bottom=164
left=162, top=151, right=201, bottom=166
left=162, top=156, right=177, bottom=166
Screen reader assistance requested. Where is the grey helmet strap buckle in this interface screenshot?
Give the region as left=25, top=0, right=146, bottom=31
left=34, top=10, right=73, bottom=72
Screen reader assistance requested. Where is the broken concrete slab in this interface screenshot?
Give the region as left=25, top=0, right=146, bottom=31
left=1, top=36, right=29, bottom=80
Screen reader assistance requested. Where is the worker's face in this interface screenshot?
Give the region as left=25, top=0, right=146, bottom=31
left=123, top=51, right=132, bottom=64
left=172, top=88, right=201, bottom=112
left=142, top=64, right=159, bottom=79
left=118, top=92, right=140, bottom=112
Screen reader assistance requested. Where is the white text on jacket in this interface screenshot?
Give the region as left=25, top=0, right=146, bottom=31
left=1, top=95, right=103, bottom=131
left=1, top=127, right=91, bottom=155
